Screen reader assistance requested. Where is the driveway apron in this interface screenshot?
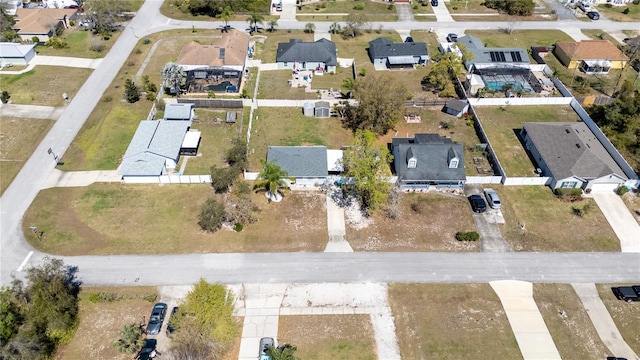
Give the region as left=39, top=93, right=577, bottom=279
left=592, top=193, right=640, bottom=253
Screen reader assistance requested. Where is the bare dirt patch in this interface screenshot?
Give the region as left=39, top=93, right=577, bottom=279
left=345, top=192, right=478, bottom=252
left=388, top=283, right=521, bottom=360
left=534, top=284, right=609, bottom=360
left=278, top=315, right=377, bottom=360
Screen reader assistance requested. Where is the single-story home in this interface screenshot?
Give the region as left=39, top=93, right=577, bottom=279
left=0, top=42, right=36, bottom=65
left=442, top=99, right=469, bottom=118
left=553, top=40, right=629, bottom=74
left=13, top=8, right=77, bottom=42
left=119, top=120, right=192, bottom=179
left=266, top=146, right=343, bottom=186
left=177, top=30, right=250, bottom=93
left=163, top=103, right=195, bottom=121
left=521, top=122, right=628, bottom=192
left=392, top=133, right=466, bottom=190
left=276, top=38, right=337, bottom=73
left=368, top=37, right=429, bottom=70
left=456, top=35, right=530, bottom=70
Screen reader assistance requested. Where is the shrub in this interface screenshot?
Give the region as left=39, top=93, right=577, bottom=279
left=90, top=42, right=105, bottom=52
left=389, top=4, right=396, bottom=10
left=124, top=79, right=140, bottom=103
left=354, top=2, right=365, bottom=10
left=410, top=201, right=426, bottom=214
left=572, top=203, right=592, bottom=217
left=198, top=198, right=226, bottom=232
left=208, top=90, right=215, bottom=98
left=1, top=90, right=10, bottom=104
left=554, top=188, right=583, bottom=202
left=616, top=186, right=629, bottom=196
left=622, top=7, right=630, bottom=14
left=31, top=36, right=40, bottom=44
left=143, top=38, right=151, bottom=44
left=69, top=19, right=75, bottom=26
left=134, top=48, right=142, bottom=54
left=145, top=92, right=156, bottom=101
left=143, top=294, right=157, bottom=303
left=456, top=231, right=480, bottom=241
left=234, top=223, right=244, bottom=232
left=44, top=37, right=69, bottom=49
left=359, top=68, right=367, bottom=77
left=88, top=293, right=101, bottom=303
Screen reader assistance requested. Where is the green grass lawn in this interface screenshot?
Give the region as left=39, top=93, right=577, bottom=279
left=298, top=0, right=397, bottom=14
left=183, top=109, right=245, bottom=175
left=448, top=0, right=555, bottom=21
left=580, top=29, right=621, bottom=45
left=498, top=186, right=619, bottom=252
left=160, top=0, right=270, bottom=21
left=474, top=106, right=580, bottom=176
left=35, top=28, right=118, bottom=58
left=257, top=30, right=314, bottom=63
left=596, top=3, right=640, bottom=22
left=0, top=66, right=93, bottom=106
left=465, top=29, right=573, bottom=50
left=257, top=70, right=320, bottom=100
left=389, top=283, right=521, bottom=360
left=411, top=0, right=435, bottom=14
left=410, top=31, right=442, bottom=60
left=247, top=107, right=353, bottom=170
left=0, top=117, right=54, bottom=195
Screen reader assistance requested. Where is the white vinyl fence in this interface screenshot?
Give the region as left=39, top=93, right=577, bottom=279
left=502, top=177, right=552, bottom=186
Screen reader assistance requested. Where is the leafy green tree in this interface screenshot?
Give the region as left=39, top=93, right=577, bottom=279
left=342, top=130, right=393, bottom=213
left=484, top=0, right=534, bottom=15
left=341, top=74, right=408, bottom=136
left=113, top=323, right=145, bottom=355
left=218, top=6, right=234, bottom=29
left=424, top=50, right=467, bottom=98
left=266, top=344, right=299, bottom=360
left=210, top=166, right=237, bottom=193
left=254, top=160, right=291, bottom=202
left=162, top=62, right=186, bottom=97
left=341, top=12, right=367, bottom=38
left=267, top=19, right=278, bottom=32
left=124, top=79, right=140, bottom=103
left=84, top=0, right=128, bottom=34
left=0, top=288, right=21, bottom=345
left=247, top=12, right=264, bottom=32
left=226, top=139, right=247, bottom=168
left=198, top=198, right=226, bottom=232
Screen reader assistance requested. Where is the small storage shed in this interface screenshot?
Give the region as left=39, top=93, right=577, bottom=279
left=180, top=130, right=201, bottom=156
left=443, top=99, right=469, bottom=118
left=0, top=42, right=36, bottom=65
left=303, top=101, right=315, bottom=117
left=315, top=101, right=330, bottom=118
left=226, top=111, right=237, bottom=123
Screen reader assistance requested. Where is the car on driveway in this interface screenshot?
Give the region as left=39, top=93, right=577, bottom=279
left=483, top=189, right=501, bottom=209
left=468, top=194, right=487, bottom=213
left=611, top=286, right=640, bottom=302
left=577, top=2, right=591, bottom=12
left=586, top=11, right=599, bottom=20
left=259, top=337, right=275, bottom=359
left=146, top=302, right=167, bottom=335
left=447, top=33, right=458, bottom=42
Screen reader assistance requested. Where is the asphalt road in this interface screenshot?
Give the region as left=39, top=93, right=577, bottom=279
left=1, top=0, right=640, bottom=286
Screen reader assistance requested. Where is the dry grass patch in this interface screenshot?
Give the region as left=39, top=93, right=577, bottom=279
left=247, top=107, right=353, bottom=170
left=56, top=286, right=157, bottom=360
left=620, top=190, right=640, bottom=225
left=0, top=117, right=54, bottom=195
left=533, top=284, right=610, bottom=360
left=0, top=66, right=93, bottom=106
left=346, top=193, right=478, bottom=252
left=498, top=186, right=619, bottom=251
left=474, top=105, right=580, bottom=176
left=333, top=32, right=402, bottom=73
left=388, top=283, right=520, bottom=360
left=596, top=284, right=640, bottom=353
left=23, top=184, right=328, bottom=255
left=36, top=27, right=120, bottom=58
left=581, top=29, right=621, bottom=45
left=595, top=3, right=640, bottom=22
left=257, top=70, right=320, bottom=100
left=278, top=315, right=376, bottom=360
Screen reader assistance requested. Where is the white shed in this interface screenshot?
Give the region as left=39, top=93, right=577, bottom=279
left=303, top=101, right=315, bottom=117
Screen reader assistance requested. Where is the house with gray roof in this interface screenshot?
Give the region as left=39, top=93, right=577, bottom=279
left=521, top=122, right=628, bottom=192
left=443, top=99, right=469, bottom=118
left=368, top=37, right=429, bottom=70
left=267, top=146, right=341, bottom=186
left=276, top=38, right=337, bottom=73
left=164, top=103, right=194, bottom=121
left=392, top=134, right=466, bottom=190
left=0, top=42, right=36, bottom=66
left=119, top=120, right=192, bottom=179
left=456, top=35, right=530, bottom=70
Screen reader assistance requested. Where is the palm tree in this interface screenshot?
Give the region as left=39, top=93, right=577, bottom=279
left=247, top=12, right=264, bottom=33
left=266, top=344, right=299, bottom=360
left=254, top=160, right=291, bottom=202
left=267, top=19, right=278, bottom=32
left=329, top=22, right=341, bottom=35
left=219, top=6, right=234, bottom=31
left=304, top=22, right=315, bottom=34
left=161, top=62, right=185, bottom=97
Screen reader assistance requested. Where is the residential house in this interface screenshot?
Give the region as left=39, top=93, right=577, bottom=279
left=367, top=37, right=429, bottom=70
left=177, top=30, right=250, bottom=93
left=163, top=103, right=195, bottom=121
left=266, top=146, right=343, bottom=186
left=276, top=38, right=337, bottom=73
left=0, top=42, right=36, bottom=65
left=119, top=120, right=192, bottom=180
left=521, top=122, right=628, bottom=192
left=392, top=133, right=466, bottom=190
left=456, top=35, right=530, bottom=70
left=442, top=99, right=469, bottom=118
left=13, top=8, right=77, bottom=42
left=583, top=0, right=633, bottom=4
left=553, top=40, right=629, bottom=74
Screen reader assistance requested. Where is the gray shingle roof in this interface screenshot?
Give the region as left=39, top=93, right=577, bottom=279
left=163, top=103, right=194, bottom=121
left=392, top=134, right=465, bottom=182
left=445, top=99, right=468, bottom=113
left=522, top=122, right=627, bottom=180
left=456, top=35, right=529, bottom=66
left=267, top=146, right=328, bottom=177
left=368, top=37, right=428, bottom=59
left=456, top=35, right=485, bottom=50
left=276, top=38, right=337, bottom=66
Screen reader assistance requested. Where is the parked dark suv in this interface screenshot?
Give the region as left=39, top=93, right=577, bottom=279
left=611, top=286, right=640, bottom=302
left=468, top=194, right=487, bottom=213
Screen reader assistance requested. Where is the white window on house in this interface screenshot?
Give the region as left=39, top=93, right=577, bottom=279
left=284, top=62, right=288, bottom=67
left=560, top=181, right=577, bottom=188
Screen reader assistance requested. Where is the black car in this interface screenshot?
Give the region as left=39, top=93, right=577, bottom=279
left=146, top=302, right=168, bottom=335
left=606, top=357, right=628, bottom=360
left=586, top=11, right=600, bottom=20
left=447, top=33, right=458, bottom=42
left=137, top=339, right=157, bottom=360
left=431, top=0, right=438, bottom=6
left=166, top=306, right=179, bottom=336
left=468, top=195, right=487, bottom=213
left=611, top=286, right=640, bottom=302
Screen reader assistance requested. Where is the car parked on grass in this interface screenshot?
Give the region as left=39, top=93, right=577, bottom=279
left=166, top=306, right=179, bottom=336
left=468, top=194, right=487, bottom=213
left=611, top=286, right=640, bottom=302
left=259, top=337, right=275, bottom=360
left=484, top=189, right=501, bottom=209
left=146, top=302, right=167, bottom=335
left=586, top=11, right=599, bottom=20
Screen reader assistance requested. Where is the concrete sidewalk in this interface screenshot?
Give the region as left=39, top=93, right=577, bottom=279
left=0, top=55, right=103, bottom=75
left=0, top=104, right=65, bottom=120
left=42, top=169, right=121, bottom=189
left=572, top=283, right=639, bottom=360
left=592, top=193, right=640, bottom=253
left=491, top=280, right=561, bottom=360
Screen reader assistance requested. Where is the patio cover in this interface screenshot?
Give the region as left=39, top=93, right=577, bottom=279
left=583, top=60, right=611, bottom=68
left=388, top=56, right=416, bottom=65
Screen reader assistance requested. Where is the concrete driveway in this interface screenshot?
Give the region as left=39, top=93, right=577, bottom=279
left=592, top=193, right=640, bottom=253
left=395, top=3, right=414, bottom=22
left=465, top=185, right=512, bottom=252
left=0, top=104, right=65, bottom=120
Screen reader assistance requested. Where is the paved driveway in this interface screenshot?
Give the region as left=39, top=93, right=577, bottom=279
left=395, top=3, right=414, bottom=22
left=592, top=193, right=640, bottom=253
left=465, top=185, right=512, bottom=252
